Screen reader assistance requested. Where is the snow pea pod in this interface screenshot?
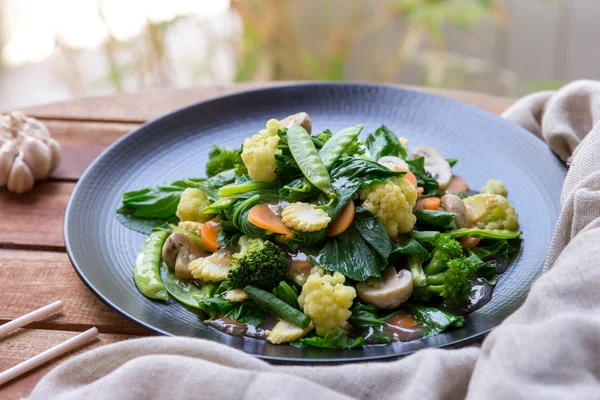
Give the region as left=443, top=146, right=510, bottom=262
left=134, top=230, right=170, bottom=300
left=287, top=125, right=332, bottom=195
left=319, top=125, right=363, bottom=168
left=160, top=264, right=217, bottom=308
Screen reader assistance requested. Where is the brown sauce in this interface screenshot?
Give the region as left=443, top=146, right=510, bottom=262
left=384, top=311, right=425, bottom=342
left=209, top=314, right=279, bottom=340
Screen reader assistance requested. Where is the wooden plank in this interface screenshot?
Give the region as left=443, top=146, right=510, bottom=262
left=0, top=329, right=138, bottom=399
left=0, top=249, right=150, bottom=335
left=21, top=83, right=514, bottom=123
left=0, top=182, right=73, bottom=249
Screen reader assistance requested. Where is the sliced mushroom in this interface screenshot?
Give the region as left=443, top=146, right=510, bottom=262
left=440, top=194, right=468, bottom=229
left=280, top=112, right=312, bottom=133
left=162, top=232, right=208, bottom=279
left=411, top=146, right=452, bottom=191
left=445, top=175, right=469, bottom=194
left=378, top=156, right=408, bottom=170
left=356, top=266, right=414, bottom=309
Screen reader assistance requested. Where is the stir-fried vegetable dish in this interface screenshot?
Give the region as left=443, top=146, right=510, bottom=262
left=117, top=112, right=522, bottom=349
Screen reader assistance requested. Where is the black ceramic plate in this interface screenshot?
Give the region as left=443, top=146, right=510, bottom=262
left=65, top=83, right=565, bottom=362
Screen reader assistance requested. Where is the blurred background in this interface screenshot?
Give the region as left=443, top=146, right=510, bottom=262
left=0, top=0, right=592, bottom=109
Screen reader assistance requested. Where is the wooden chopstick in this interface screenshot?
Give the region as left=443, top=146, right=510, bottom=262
left=0, top=327, right=99, bottom=386
left=0, top=301, right=64, bottom=337
left=0, top=301, right=99, bottom=386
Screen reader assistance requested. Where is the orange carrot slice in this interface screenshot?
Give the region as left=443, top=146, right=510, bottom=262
left=421, top=196, right=441, bottom=210
left=388, top=311, right=419, bottom=329
left=459, top=237, right=481, bottom=248
left=396, top=167, right=418, bottom=187
left=200, top=220, right=221, bottom=252
left=327, top=201, right=355, bottom=237
left=248, top=204, right=293, bottom=237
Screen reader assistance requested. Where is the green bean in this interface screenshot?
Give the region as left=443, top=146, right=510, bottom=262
left=202, top=197, right=236, bottom=214
left=287, top=125, right=332, bottom=195
left=319, top=125, right=363, bottom=168
left=244, top=285, right=311, bottom=328
left=134, top=230, right=170, bottom=300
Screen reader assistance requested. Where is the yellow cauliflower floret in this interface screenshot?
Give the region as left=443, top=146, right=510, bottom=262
left=463, top=193, right=519, bottom=231
left=398, top=136, right=409, bottom=152
left=281, top=202, right=331, bottom=232
left=266, top=320, right=314, bottom=344
left=298, top=268, right=356, bottom=336
left=359, top=177, right=418, bottom=236
left=176, top=188, right=211, bottom=222
left=188, top=252, right=232, bottom=282
left=178, top=221, right=204, bottom=235
left=224, top=289, right=249, bottom=302
left=241, top=119, right=284, bottom=182
left=481, top=178, right=509, bottom=197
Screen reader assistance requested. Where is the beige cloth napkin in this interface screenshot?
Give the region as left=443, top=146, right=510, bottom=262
left=29, top=81, right=600, bottom=400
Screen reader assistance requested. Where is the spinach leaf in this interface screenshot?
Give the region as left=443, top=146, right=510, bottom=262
left=406, top=303, right=464, bottom=337
left=390, top=237, right=430, bottom=263
left=224, top=196, right=268, bottom=238
left=415, top=210, right=456, bottom=230
left=325, top=156, right=403, bottom=219
left=295, top=330, right=364, bottom=349
left=275, top=153, right=302, bottom=183
left=412, top=230, right=441, bottom=243
left=406, top=157, right=439, bottom=198
left=272, top=281, right=300, bottom=309
left=116, top=207, right=178, bottom=234
left=467, top=252, right=497, bottom=284
left=349, top=302, right=398, bottom=329
left=197, top=297, right=236, bottom=321
left=121, top=178, right=205, bottom=218
left=199, top=169, right=237, bottom=202
left=225, top=301, right=267, bottom=327
left=470, top=239, right=511, bottom=260
left=363, top=327, right=393, bottom=344
left=285, top=228, right=326, bottom=253
left=365, top=125, right=407, bottom=160
left=279, top=178, right=316, bottom=202
left=309, top=208, right=390, bottom=281
left=446, top=158, right=458, bottom=167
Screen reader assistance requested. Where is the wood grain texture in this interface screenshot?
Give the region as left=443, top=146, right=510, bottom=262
left=0, top=182, right=73, bottom=249
left=0, top=329, right=138, bottom=399
left=0, top=249, right=150, bottom=335
left=22, top=83, right=515, bottom=123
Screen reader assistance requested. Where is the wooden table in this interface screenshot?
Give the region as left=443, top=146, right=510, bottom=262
left=0, top=83, right=515, bottom=398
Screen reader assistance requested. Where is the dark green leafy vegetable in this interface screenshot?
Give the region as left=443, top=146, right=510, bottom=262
left=121, top=178, right=205, bottom=218
left=467, top=252, right=497, bottom=284
left=161, top=265, right=217, bottom=308
left=349, top=302, right=398, bottom=329
left=205, top=146, right=240, bottom=177
left=445, top=228, right=521, bottom=240
left=197, top=297, right=236, bottom=321
left=325, top=156, right=403, bottom=220
left=199, top=169, right=237, bottom=202
left=309, top=208, right=391, bottom=281
left=272, top=281, right=300, bottom=309
left=279, top=178, right=315, bottom=201
left=225, top=301, right=268, bottom=326
left=365, top=125, right=407, bottom=160
left=406, top=303, right=464, bottom=337
left=415, top=210, right=457, bottom=230
left=470, top=239, right=514, bottom=260
left=390, top=237, right=429, bottom=263
left=116, top=208, right=177, bottom=235
left=244, top=285, right=311, bottom=328
left=275, top=153, right=303, bottom=183
left=311, top=129, right=333, bottom=148
left=295, top=330, right=364, bottom=349
left=202, top=197, right=236, bottom=214
left=285, top=228, right=326, bottom=253
left=224, top=195, right=268, bottom=238
left=406, top=157, right=439, bottom=198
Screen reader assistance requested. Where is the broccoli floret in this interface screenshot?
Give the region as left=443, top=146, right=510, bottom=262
left=313, top=129, right=333, bottom=147
left=227, top=237, right=289, bottom=290
left=415, top=257, right=474, bottom=305
left=205, top=146, right=239, bottom=177
left=423, top=234, right=464, bottom=275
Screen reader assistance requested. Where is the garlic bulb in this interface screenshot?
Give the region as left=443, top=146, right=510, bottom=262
left=0, top=111, right=62, bottom=194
